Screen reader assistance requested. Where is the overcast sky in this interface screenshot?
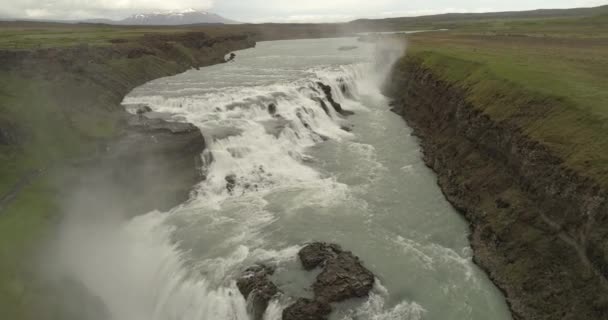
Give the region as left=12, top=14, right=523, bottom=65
left=1, top=0, right=606, bottom=22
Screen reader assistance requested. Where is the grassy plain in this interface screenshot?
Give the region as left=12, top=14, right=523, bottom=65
left=0, top=21, right=347, bottom=49
left=399, top=12, right=608, bottom=185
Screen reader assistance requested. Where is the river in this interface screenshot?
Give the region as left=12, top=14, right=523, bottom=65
left=66, top=37, right=512, bottom=320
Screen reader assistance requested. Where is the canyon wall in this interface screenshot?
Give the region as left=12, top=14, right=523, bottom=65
left=387, top=56, right=608, bottom=320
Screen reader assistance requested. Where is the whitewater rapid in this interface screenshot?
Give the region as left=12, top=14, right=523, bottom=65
left=58, top=37, right=512, bottom=320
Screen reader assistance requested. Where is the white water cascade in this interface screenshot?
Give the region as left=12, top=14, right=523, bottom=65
left=53, top=38, right=512, bottom=320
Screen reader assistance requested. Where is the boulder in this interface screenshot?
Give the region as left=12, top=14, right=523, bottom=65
left=225, top=174, right=237, bottom=193
left=282, top=243, right=375, bottom=320
left=299, top=242, right=374, bottom=303
left=313, top=250, right=375, bottom=302
left=123, top=103, right=153, bottom=115
left=282, top=298, right=332, bottom=320
left=299, top=242, right=342, bottom=270
left=137, top=105, right=153, bottom=114
left=268, top=103, right=278, bottom=115
left=226, top=52, right=236, bottom=62
left=316, top=82, right=354, bottom=116
left=237, top=265, right=279, bottom=320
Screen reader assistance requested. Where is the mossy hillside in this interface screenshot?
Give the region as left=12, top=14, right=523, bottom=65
left=0, top=33, right=253, bottom=319
left=0, top=178, right=57, bottom=320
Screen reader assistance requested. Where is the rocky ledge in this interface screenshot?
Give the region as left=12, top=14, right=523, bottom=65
left=237, top=242, right=374, bottom=320
left=237, top=265, right=279, bottom=320
left=65, top=108, right=206, bottom=217
left=316, top=82, right=355, bottom=117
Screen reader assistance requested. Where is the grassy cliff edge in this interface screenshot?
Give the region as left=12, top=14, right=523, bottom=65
left=0, top=31, right=255, bottom=318
left=389, top=30, right=608, bottom=319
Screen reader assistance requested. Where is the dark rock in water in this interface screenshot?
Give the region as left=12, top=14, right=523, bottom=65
left=226, top=52, right=236, bottom=62
left=316, top=82, right=354, bottom=117
left=313, top=98, right=330, bottom=116
left=337, top=78, right=353, bottom=99
left=282, top=298, right=331, bottom=320
left=313, top=249, right=375, bottom=302
left=338, top=46, right=358, bottom=51
left=341, top=125, right=353, bottom=132
left=340, top=83, right=348, bottom=95
left=299, top=242, right=374, bottom=303
left=282, top=243, right=375, bottom=320
left=268, top=103, right=277, bottom=115
left=317, top=134, right=330, bottom=142
left=137, top=105, right=152, bottom=115
left=225, top=174, right=237, bottom=193
left=299, top=242, right=342, bottom=270
left=237, top=265, right=279, bottom=320
left=123, top=103, right=153, bottom=115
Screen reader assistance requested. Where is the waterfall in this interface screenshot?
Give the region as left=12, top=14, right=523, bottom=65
left=52, top=38, right=427, bottom=320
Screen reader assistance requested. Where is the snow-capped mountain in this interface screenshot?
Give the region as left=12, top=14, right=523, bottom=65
left=115, top=9, right=238, bottom=25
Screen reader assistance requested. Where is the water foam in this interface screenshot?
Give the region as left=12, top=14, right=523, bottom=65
left=100, top=56, right=371, bottom=319
left=336, top=282, right=427, bottom=320
left=62, top=38, right=421, bottom=320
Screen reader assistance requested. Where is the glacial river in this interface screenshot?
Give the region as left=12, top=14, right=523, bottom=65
left=68, top=37, right=511, bottom=320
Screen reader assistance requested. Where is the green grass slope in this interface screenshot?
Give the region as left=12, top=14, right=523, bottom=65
left=0, top=29, right=253, bottom=319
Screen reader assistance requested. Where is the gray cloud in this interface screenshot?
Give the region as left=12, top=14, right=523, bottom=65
left=0, top=0, right=606, bottom=22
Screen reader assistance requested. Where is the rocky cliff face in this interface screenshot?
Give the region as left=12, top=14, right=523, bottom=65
left=0, top=32, right=256, bottom=320
left=63, top=112, right=208, bottom=217
left=388, top=58, right=608, bottom=319
left=1, top=32, right=255, bottom=215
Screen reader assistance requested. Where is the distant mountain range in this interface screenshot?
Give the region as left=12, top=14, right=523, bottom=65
left=84, top=9, right=238, bottom=25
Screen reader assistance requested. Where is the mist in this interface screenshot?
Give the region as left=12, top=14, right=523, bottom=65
left=33, top=34, right=408, bottom=320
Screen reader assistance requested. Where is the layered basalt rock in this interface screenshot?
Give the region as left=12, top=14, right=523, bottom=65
left=387, top=58, right=608, bottom=320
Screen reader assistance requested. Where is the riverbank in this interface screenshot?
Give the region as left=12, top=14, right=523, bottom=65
left=0, top=29, right=255, bottom=319
left=388, top=21, right=608, bottom=319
